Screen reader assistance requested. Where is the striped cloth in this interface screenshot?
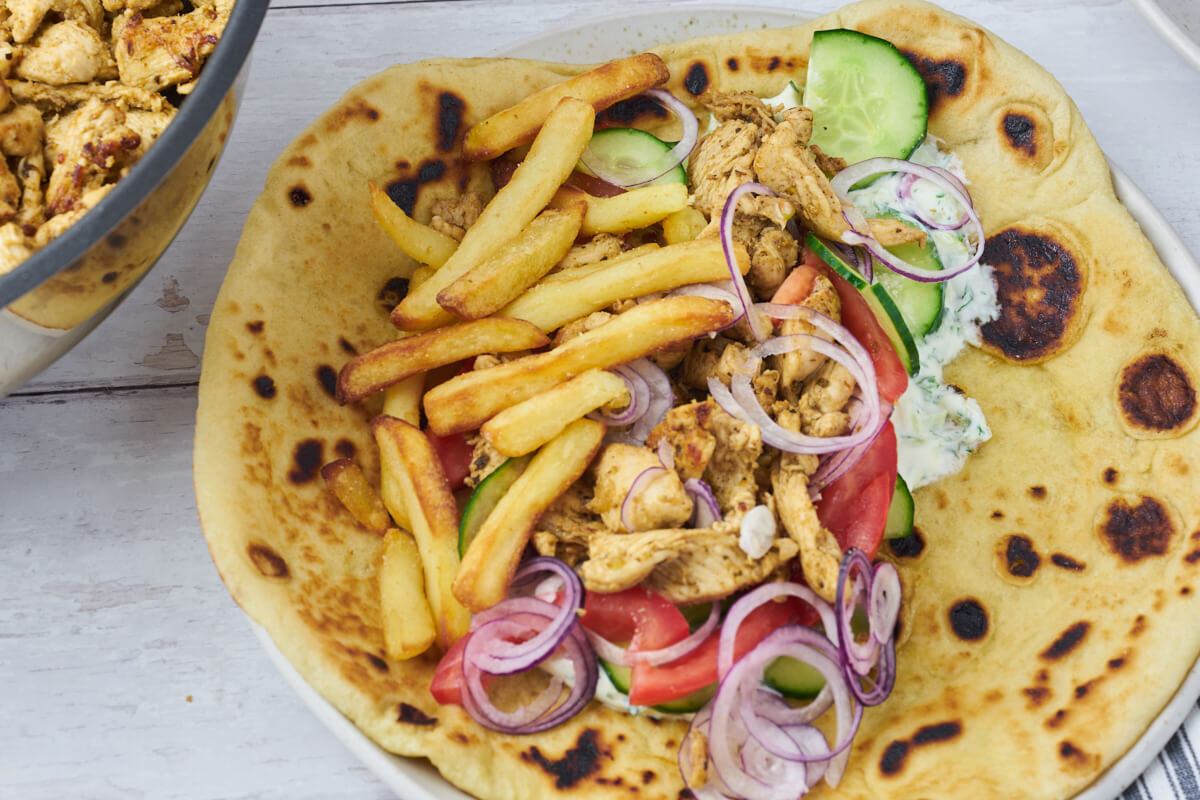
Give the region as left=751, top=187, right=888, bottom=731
left=1125, top=702, right=1200, bottom=800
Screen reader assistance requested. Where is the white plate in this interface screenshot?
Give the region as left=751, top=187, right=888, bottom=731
left=1131, top=0, right=1200, bottom=73
left=252, top=6, right=1200, bottom=800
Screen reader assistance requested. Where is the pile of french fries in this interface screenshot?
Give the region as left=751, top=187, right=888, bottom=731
left=323, top=53, right=750, bottom=662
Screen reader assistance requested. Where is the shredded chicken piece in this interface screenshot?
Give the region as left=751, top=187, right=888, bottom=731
left=770, top=452, right=841, bottom=601
left=429, top=191, right=482, bottom=242
left=44, top=97, right=141, bottom=216
left=0, top=102, right=44, bottom=156
left=754, top=107, right=850, bottom=242
left=703, top=402, right=762, bottom=523
left=646, top=401, right=718, bottom=482
left=704, top=90, right=778, bottom=132
left=552, top=310, right=611, bottom=347
left=776, top=273, right=841, bottom=396
left=532, top=483, right=606, bottom=566
left=111, top=5, right=226, bottom=92
left=463, top=432, right=506, bottom=489
left=588, top=443, right=693, bottom=532
left=16, top=20, right=116, bottom=85
left=0, top=221, right=33, bottom=273
left=687, top=119, right=759, bottom=220
left=8, top=80, right=167, bottom=112
left=810, top=143, right=846, bottom=176
left=578, top=528, right=798, bottom=604
left=869, top=216, right=928, bottom=247
left=0, top=154, right=19, bottom=221
left=556, top=233, right=623, bottom=271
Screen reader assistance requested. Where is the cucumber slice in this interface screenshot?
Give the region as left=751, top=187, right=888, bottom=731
left=458, top=455, right=531, bottom=557
left=763, top=656, right=826, bottom=699
left=803, top=29, right=928, bottom=166
left=875, top=230, right=945, bottom=337
left=580, top=128, right=686, bottom=187
left=885, top=474, right=915, bottom=539
left=598, top=660, right=715, bottom=713
left=806, top=233, right=920, bottom=375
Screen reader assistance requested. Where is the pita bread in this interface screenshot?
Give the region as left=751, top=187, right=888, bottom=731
left=194, top=2, right=1200, bottom=798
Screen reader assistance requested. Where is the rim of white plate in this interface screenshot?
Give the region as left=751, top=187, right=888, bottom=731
left=251, top=6, right=1200, bottom=800
left=1129, top=0, right=1200, bottom=74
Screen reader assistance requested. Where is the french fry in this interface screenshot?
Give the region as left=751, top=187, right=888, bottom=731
left=337, top=317, right=549, bottom=404
left=436, top=203, right=585, bottom=321
left=424, top=295, right=735, bottom=435
left=537, top=242, right=659, bottom=284
left=320, top=459, right=391, bottom=534
left=551, top=182, right=688, bottom=236
left=409, top=265, right=436, bottom=291
left=378, top=375, right=424, bottom=531
left=453, top=418, right=605, bottom=611
left=500, top=237, right=749, bottom=333
left=372, top=416, right=471, bottom=650
left=481, top=369, right=630, bottom=457
left=462, top=53, right=669, bottom=161
left=391, top=97, right=595, bottom=331
left=378, top=528, right=438, bottom=660
left=662, top=206, right=709, bottom=244
left=368, top=181, right=458, bottom=268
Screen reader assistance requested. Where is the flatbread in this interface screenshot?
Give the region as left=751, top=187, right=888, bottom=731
left=193, top=2, right=1200, bottom=799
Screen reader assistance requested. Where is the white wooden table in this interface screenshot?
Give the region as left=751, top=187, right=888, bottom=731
left=2, top=1, right=1198, bottom=798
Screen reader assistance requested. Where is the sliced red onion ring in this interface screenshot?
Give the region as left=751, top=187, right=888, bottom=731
left=834, top=549, right=878, bottom=676
left=628, top=358, right=673, bottom=444
left=685, top=478, right=721, bottom=528
left=831, top=157, right=984, bottom=283
left=461, top=619, right=597, bottom=734
left=719, top=183, right=776, bottom=342
left=669, top=281, right=744, bottom=326
left=717, top=581, right=837, bottom=681
left=870, top=561, right=902, bottom=639
left=833, top=549, right=899, bottom=708
left=620, top=465, right=667, bottom=532
left=588, top=365, right=646, bottom=426
left=468, top=558, right=584, bottom=673
left=656, top=438, right=676, bottom=471
left=897, top=171, right=967, bottom=231
left=579, top=88, right=698, bottom=188
left=716, top=332, right=882, bottom=455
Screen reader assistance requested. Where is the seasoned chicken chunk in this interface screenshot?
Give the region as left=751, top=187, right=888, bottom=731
left=111, top=5, right=225, bottom=92
left=16, top=20, right=116, bottom=85
left=754, top=107, right=849, bottom=243
left=646, top=401, right=717, bottom=482
left=703, top=402, right=762, bottom=523
left=532, top=483, right=605, bottom=566
left=0, top=222, right=33, bottom=274
left=588, top=443, right=693, bottom=532
left=578, top=528, right=798, bottom=604
left=687, top=119, right=759, bottom=220
left=776, top=272, right=841, bottom=395
left=771, top=452, right=841, bottom=601
left=705, top=90, right=777, bottom=132
left=9, top=79, right=167, bottom=112
left=0, top=103, right=44, bottom=156
left=44, top=98, right=140, bottom=216
left=555, top=233, right=623, bottom=271
left=0, top=159, right=19, bottom=222
left=429, top=191, right=482, bottom=242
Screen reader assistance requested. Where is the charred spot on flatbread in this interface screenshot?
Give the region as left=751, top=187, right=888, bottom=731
left=1098, top=495, right=1176, bottom=563
left=377, top=277, right=410, bottom=315
left=979, top=226, right=1088, bottom=363
left=1117, top=351, right=1199, bottom=437
left=334, top=439, right=356, bottom=460
left=1058, top=740, right=1099, bottom=771
left=726, top=57, right=739, bottom=71
left=887, top=527, right=925, bottom=558
left=521, top=728, right=608, bottom=790
left=289, top=185, right=312, bottom=208
left=246, top=542, right=289, bottom=579
left=397, top=703, right=437, bottom=726
left=252, top=374, right=276, bottom=400
left=388, top=161, right=442, bottom=214
left=996, top=103, right=1057, bottom=170
left=948, top=598, right=988, bottom=641
left=287, top=438, right=325, bottom=485
left=683, top=62, right=710, bottom=96
left=878, top=721, right=963, bottom=777
left=900, top=51, right=966, bottom=111
left=316, top=365, right=338, bottom=399
left=1051, top=553, right=1086, bottom=572
left=102, top=271, right=119, bottom=283
left=999, top=534, right=1040, bottom=580
left=1040, top=621, right=1090, bottom=661
left=436, top=91, right=467, bottom=152
left=596, top=95, right=671, bottom=130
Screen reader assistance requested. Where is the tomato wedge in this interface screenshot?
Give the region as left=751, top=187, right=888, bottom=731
left=815, top=420, right=898, bottom=560
left=428, top=429, right=473, bottom=491
left=430, top=634, right=471, bottom=705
